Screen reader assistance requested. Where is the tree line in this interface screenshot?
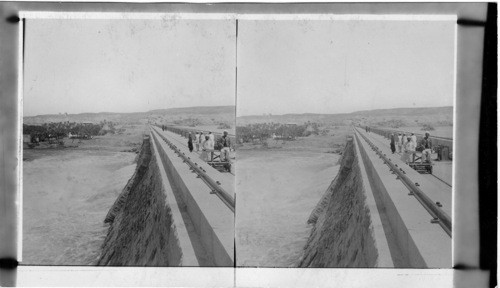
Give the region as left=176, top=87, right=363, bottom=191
left=23, top=121, right=116, bottom=142
left=236, top=122, right=322, bottom=143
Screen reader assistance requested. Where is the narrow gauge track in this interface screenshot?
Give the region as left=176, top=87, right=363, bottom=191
left=151, top=128, right=235, bottom=212
left=430, top=173, right=452, bottom=188
left=354, top=127, right=452, bottom=237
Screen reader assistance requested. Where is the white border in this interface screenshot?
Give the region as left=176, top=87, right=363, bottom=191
left=451, top=18, right=458, bottom=266
left=17, top=18, right=24, bottom=262
left=19, top=11, right=457, bottom=22
left=19, top=11, right=235, bottom=20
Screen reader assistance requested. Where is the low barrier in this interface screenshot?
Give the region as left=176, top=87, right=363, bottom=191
left=362, top=125, right=453, bottom=160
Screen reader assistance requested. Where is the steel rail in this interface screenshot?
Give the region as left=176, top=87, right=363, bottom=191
left=151, top=128, right=235, bottom=212
left=354, top=127, right=452, bottom=237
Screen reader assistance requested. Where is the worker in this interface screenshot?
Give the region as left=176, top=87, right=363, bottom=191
left=209, top=131, right=215, bottom=142
left=421, top=132, right=433, bottom=163
left=390, top=134, right=396, bottom=154
left=401, top=133, right=407, bottom=149
left=187, top=132, right=194, bottom=153
left=219, top=130, right=231, bottom=162
left=411, top=133, right=417, bottom=145
left=194, top=132, right=200, bottom=152
left=200, top=135, right=212, bottom=162
left=401, top=136, right=416, bottom=164
left=397, top=133, right=402, bottom=153
left=199, top=131, right=205, bottom=152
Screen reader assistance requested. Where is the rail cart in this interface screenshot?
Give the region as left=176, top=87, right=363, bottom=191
left=409, top=149, right=433, bottom=174
left=205, top=150, right=232, bottom=173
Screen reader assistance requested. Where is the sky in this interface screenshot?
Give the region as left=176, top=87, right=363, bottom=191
left=237, top=19, right=456, bottom=116
left=24, top=18, right=455, bottom=117
left=24, top=19, right=236, bottom=116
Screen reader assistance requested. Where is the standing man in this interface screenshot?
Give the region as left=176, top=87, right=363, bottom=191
left=421, top=132, right=433, bottom=163
left=220, top=130, right=231, bottom=162
left=194, top=132, right=200, bottom=152
left=397, top=133, right=402, bottom=153
left=209, top=131, right=215, bottom=142
left=390, top=134, right=396, bottom=154
left=187, top=132, right=194, bottom=152
left=199, top=131, right=205, bottom=152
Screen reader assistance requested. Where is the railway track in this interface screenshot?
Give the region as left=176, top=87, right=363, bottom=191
left=430, top=173, right=452, bottom=187
left=151, top=128, right=235, bottom=212
left=354, top=127, right=452, bottom=237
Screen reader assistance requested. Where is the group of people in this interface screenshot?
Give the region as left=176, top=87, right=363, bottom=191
left=187, top=130, right=232, bottom=163
left=389, top=132, right=433, bottom=164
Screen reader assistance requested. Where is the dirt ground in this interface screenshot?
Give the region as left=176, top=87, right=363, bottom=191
left=238, top=125, right=352, bottom=153
left=22, top=124, right=146, bottom=265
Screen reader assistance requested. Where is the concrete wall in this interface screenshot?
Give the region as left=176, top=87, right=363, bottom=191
left=354, top=130, right=451, bottom=268
left=298, top=139, right=379, bottom=267
left=151, top=130, right=234, bottom=267
left=98, top=136, right=182, bottom=266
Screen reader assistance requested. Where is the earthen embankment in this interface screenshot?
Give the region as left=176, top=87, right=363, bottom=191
left=299, top=138, right=378, bottom=267
left=98, top=136, right=182, bottom=266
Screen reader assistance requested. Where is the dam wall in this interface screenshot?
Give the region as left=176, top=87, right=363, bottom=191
left=299, top=128, right=451, bottom=268
left=98, top=127, right=234, bottom=267
left=98, top=136, right=183, bottom=266
left=150, top=129, right=234, bottom=266
left=298, top=137, right=380, bottom=267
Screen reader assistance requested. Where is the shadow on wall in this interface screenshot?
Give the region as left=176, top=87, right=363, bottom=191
left=298, top=138, right=378, bottom=268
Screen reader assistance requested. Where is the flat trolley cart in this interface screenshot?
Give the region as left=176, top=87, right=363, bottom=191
left=409, top=150, right=433, bottom=174
left=205, top=150, right=232, bottom=173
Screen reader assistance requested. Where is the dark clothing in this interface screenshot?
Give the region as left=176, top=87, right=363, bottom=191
left=188, top=135, right=194, bottom=152
left=390, top=135, right=396, bottom=153
left=421, top=137, right=432, bottom=149
left=219, top=135, right=231, bottom=148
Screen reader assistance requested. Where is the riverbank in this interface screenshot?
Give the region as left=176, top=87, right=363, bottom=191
left=22, top=125, right=146, bottom=265
left=235, top=127, right=350, bottom=267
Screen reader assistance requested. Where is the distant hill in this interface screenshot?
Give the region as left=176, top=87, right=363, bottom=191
left=24, top=106, right=235, bottom=126
left=237, top=106, right=453, bottom=126
left=149, top=106, right=235, bottom=116
left=350, top=106, right=452, bottom=117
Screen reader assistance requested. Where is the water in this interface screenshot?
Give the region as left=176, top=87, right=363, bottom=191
left=22, top=149, right=136, bottom=265
left=235, top=149, right=340, bottom=267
